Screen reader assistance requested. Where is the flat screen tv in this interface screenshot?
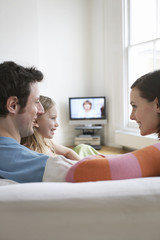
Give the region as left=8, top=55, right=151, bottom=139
left=69, top=96, right=107, bottom=126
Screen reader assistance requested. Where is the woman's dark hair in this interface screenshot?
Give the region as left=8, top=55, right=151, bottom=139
left=131, top=70, right=160, bottom=137
left=131, top=70, right=160, bottom=103
left=0, top=61, right=43, bottom=117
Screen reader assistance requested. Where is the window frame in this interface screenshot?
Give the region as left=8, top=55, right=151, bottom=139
left=123, top=0, right=160, bottom=131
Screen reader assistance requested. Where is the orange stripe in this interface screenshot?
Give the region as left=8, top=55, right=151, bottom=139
left=74, top=158, right=112, bottom=182
left=133, top=146, right=160, bottom=177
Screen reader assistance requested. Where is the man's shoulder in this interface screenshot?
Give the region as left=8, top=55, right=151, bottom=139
left=20, top=143, right=49, bottom=160
left=0, top=136, right=49, bottom=160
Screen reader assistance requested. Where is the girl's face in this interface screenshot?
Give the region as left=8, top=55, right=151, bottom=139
left=36, top=105, right=59, bottom=139
left=130, top=88, right=160, bottom=136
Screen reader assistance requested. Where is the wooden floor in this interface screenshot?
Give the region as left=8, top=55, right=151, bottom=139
left=69, top=145, right=131, bottom=155
left=98, top=146, right=131, bottom=155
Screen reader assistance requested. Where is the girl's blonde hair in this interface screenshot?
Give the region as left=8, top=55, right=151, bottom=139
left=39, top=95, right=55, bottom=112
left=21, top=95, right=56, bottom=154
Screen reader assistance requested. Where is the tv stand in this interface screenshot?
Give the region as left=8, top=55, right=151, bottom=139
left=74, top=125, right=102, bottom=150
left=75, top=125, right=102, bottom=135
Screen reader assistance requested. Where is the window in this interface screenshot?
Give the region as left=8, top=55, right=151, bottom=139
left=125, top=0, right=160, bottom=129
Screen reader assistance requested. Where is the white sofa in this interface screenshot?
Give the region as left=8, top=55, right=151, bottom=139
left=1, top=177, right=160, bottom=240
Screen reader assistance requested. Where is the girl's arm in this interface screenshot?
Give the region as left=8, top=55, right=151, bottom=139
left=53, top=142, right=81, bottom=160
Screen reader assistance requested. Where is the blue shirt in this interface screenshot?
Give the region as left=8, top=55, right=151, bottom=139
left=0, top=137, right=49, bottom=183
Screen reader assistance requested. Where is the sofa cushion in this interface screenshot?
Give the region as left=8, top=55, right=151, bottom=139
left=0, top=179, right=18, bottom=186
left=66, top=142, right=160, bottom=182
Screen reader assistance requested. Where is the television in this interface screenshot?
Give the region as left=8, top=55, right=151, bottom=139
left=69, top=96, right=107, bottom=126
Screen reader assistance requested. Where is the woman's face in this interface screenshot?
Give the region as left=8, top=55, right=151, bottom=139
left=83, top=102, right=91, bottom=111
left=36, top=105, right=59, bottom=139
left=130, top=88, right=160, bottom=136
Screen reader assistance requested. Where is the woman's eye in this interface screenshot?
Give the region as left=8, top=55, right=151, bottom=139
left=132, top=105, right=137, bottom=108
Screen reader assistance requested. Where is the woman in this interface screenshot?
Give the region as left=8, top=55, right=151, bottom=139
left=66, top=70, right=160, bottom=182
left=130, top=70, right=160, bottom=138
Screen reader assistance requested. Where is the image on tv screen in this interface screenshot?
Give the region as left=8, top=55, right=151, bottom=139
left=69, top=97, right=106, bottom=119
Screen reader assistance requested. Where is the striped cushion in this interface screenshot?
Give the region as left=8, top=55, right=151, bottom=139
left=66, top=143, right=160, bottom=182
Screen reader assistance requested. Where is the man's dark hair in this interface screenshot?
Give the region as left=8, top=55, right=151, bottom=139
left=0, top=61, right=43, bottom=117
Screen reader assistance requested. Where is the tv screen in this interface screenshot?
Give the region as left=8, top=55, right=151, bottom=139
left=69, top=96, right=107, bottom=125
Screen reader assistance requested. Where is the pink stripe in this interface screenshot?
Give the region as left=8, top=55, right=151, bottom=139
left=108, top=153, right=142, bottom=180
left=153, top=142, right=160, bottom=151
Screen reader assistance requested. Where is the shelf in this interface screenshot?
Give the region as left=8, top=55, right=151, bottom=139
left=74, top=125, right=102, bottom=147
left=75, top=125, right=102, bottom=130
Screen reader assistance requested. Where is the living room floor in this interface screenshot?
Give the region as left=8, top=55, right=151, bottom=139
left=98, top=146, right=132, bottom=155
left=69, top=145, right=132, bottom=155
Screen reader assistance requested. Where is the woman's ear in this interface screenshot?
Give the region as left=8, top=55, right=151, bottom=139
left=6, top=96, right=19, bottom=113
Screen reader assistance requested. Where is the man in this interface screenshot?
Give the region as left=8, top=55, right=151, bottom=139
left=0, top=61, right=73, bottom=183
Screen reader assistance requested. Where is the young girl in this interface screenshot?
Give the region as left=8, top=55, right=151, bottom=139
left=21, top=96, right=99, bottom=160
left=21, top=96, right=81, bottom=160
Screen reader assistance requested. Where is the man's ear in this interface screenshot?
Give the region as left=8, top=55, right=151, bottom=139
left=6, top=96, right=19, bottom=113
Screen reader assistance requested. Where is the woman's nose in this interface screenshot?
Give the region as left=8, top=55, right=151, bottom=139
left=130, top=110, right=135, bottom=120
